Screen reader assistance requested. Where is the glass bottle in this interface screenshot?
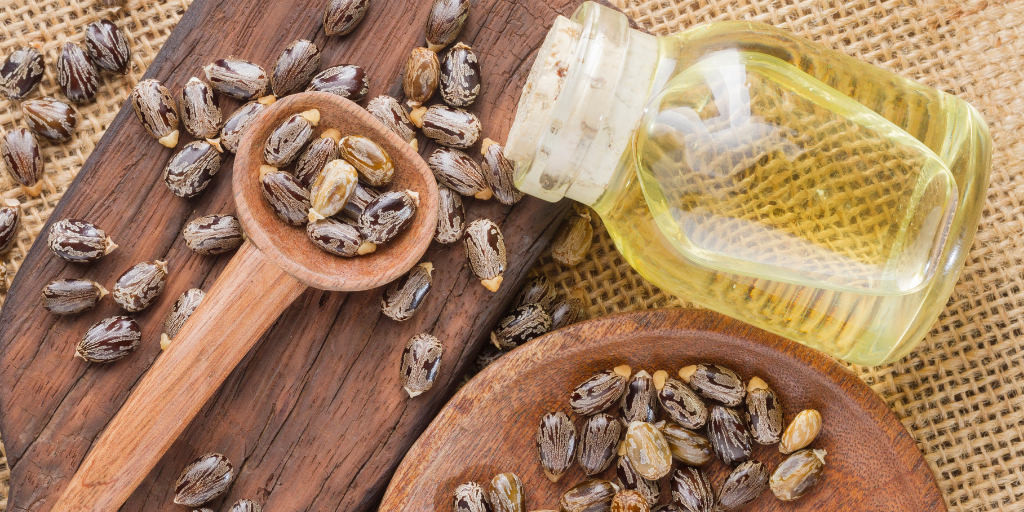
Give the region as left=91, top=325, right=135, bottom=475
left=505, top=2, right=991, bottom=365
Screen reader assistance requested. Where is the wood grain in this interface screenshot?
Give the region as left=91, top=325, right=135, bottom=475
left=383, top=309, right=946, bottom=512
left=0, top=0, right=585, bottom=509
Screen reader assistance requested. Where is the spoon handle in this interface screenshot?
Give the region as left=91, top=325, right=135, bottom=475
left=51, top=240, right=307, bottom=512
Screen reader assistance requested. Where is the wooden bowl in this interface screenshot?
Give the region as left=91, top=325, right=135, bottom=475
left=234, top=91, right=438, bottom=291
left=381, top=309, right=945, bottom=511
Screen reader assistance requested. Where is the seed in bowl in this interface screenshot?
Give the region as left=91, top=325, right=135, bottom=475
left=623, top=421, right=672, bottom=480
left=617, top=456, right=659, bottom=504
left=220, top=100, right=269, bottom=154
left=536, top=411, right=576, bottom=483
left=670, top=466, right=714, bottom=512
left=577, top=413, right=621, bottom=475
left=260, top=167, right=311, bottom=226
left=358, top=189, right=418, bottom=244
left=294, top=130, right=342, bottom=188
left=679, top=363, right=746, bottom=407
left=488, top=473, right=524, bottom=512
left=453, top=482, right=490, bottom=512
left=718, top=459, right=769, bottom=510
left=307, top=217, right=371, bottom=257
left=656, top=373, right=708, bottom=430
left=659, top=422, right=714, bottom=466
left=308, top=159, right=358, bottom=222
left=264, top=110, right=319, bottom=168
left=339, top=182, right=380, bottom=222
left=707, top=405, right=752, bottom=465
left=570, top=366, right=631, bottom=416
left=560, top=479, right=619, bottom=512
left=770, top=449, right=827, bottom=501
left=746, top=376, right=783, bottom=445
left=621, top=370, right=658, bottom=424
left=779, top=409, right=822, bottom=454
left=610, top=490, right=649, bottom=512
left=339, top=135, right=394, bottom=187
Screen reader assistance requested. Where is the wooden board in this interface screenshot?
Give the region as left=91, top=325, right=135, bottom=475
left=383, top=309, right=946, bottom=511
left=0, top=0, right=592, bottom=509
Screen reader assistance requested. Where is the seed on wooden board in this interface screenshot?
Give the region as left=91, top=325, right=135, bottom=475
left=77, top=316, right=141, bottom=363
left=718, top=460, right=769, bottom=511
left=623, top=421, right=672, bottom=480
left=670, top=466, right=714, bottom=512
left=0, top=199, right=19, bottom=253
left=659, top=422, right=714, bottom=466
left=428, top=147, right=491, bottom=199
left=425, top=0, right=470, bottom=52
left=481, top=139, right=523, bottom=205
left=307, top=217, right=372, bottom=257
left=264, top=110, right=318, bottom=167
left=453, top=482, right=491, bottom=512
left=260, top=167, right=311, bottom=226
left=204, top=58, right=269, bottom=101
left=512, top=275, right=556, bottom=311
left=220, top=100, right=267, bottom=153
left=578, top=413, right=622, bottom=475
left=180, top=77, right=223, bottom=140
left=294, top=132, right=341, bottom=187
left=174, top=453, right=233, bottom=506
left=47, top=219, right=118, bottom=263
left=549, top=296, right=586, bottom=330
left=473, top=344, right=505, bottom=373
left=771, top=448, right=827, bottom=501
left=366, top=96, right=418, bottom=149
left=490, top=303, right=550, bottom=350
left=22, top=97, right=79, bottom=142
left=440, top=42, right=481, bottom=107
left=679, top=363, right=746, bottom=407
left=272, top=39, right=321, bottom=97
left=57, top=42, right=99, bottom=104
left=230, top=500, right=262, bottom=512
left=85, top=19, right=131, bottom=74
left=434, top=185, right=465, bottom=244
left=779, top=409, right=822, bottom=454
left=611, top=490, right=649, bottom=512
left=112, top=260, right=168, bottom=312
left=307, top=65, right=369, bottom=102
left=560, top=479, right=618, bottom=512
left=621, top=370, right=658, bottom=424
left=413, top=104, right=481, bottom=149
left=340, top=181, right=380, bottom=221
left=617, top=456, right=659, bottom=505
left=707, top=405, right=752, bottom=465
left=41, top=279, right=108, bottom=315
left=403, top=47, right=439, bottom=108
left=358, top=189, right=418, bottom=244
left=323, top=0, right=370, bottom=36
left=0, top=47, right=44, bottom=100
left=162, top=288, right=205, bottom=350
left=745, top=377, right=783, bottom=445
left=382, top=262, right=433, bottom=321
left=489, top=473, right=524, bottom=512
left=536, top=411, right=576, bottom=483
left=164, top=140, right=222, bottom=198
left=570, top=366, right=631, bottom=416
left=464, top=219, right=506, bottom=292
left=656, top=375, right=708, bottom=430
left=183, top=214, right=244, bottom=255
left=551, top=210, right=593, bottom=267
left=130, top=79, right=178, bottom=147
left=400, top=333, right=443, bottom=397
left=309, top=159, right=358, bottom=221
left=339, top=135, right=394, bottom=187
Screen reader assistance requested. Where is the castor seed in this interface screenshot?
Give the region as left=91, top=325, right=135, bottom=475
left=358, top=189, right=418, bottom=244
left=339, top=181, right=380, bottom=221
left=112, top=260, right=168, bottom=312
left=41, top=279, right=108, bottom=315
left=473, top=344, right=505, bottom=373
left=205, top=58, right=269, bottom=101
left=570, top=366, right=631, bottom=416
left=718, top=460, right=769, bottom=510
left=307, top=65, right=369, bottom=102
left=537, top=411, right=576, bottom=483
left=489, top=473, right=524, bottom=512
left=164, top=140, right=222, bottom=198
left=425, top=0, right=470, bottom=52
left=230, top=500, right=262, bottom=512
left=660, top=422, right=714, bottom=466
left=770, top=449, right=827, bottom=501
left=77, top=316, right=141, bottom=363
left=746, top=377, right=783, bottom=445
left=264, top=110, right=318, bottom=167
left=307, top=217, right=372, bottom=257
left=657, top=375, right=708, bottom=430
left=549, top=296, right=586, bottom=330
left=260, top=167, right=311, bottom=226
left=340, top=135, right=394, bottom=187
left=308, top=159, right=359, bottom=222
left=623, top=421, right=672, bottom=480
left=22, top=97, right=79, bottom=142
left=0, top=47, right=44, bottom=100
left=464, top=219, right=505, bottom=292
left=611, top=490, right=649, bottom=512
left=48, top=219, right=117, bottom=263
left=434, top=185, right=465, bottom=244
left=453, top=482, right=490, bottom=512
left=414, top=104, right=481, bottom=149
left=174, top=453, right=233, bottom=507
left=670, top=466, right=714, bottom=512
left=560, top=479, right=618, bottom=512
left=294, top=131, right=341, bottom=187
left=0, top=263, right=6, bottom=292
left=161, top=288, right=205, bottom=350
left=273, top=39, right=321, bottom=97
left=512, top=274, right=556, bottom=311
left=382, top=262, right=432, bottom=321
left=180, top=77, right=223, bottom=140
left=0, top=199, right=19, bottom=253
left=680, top=363, right=746, bottom=407
left=578, top=413, right=622, bottom=475
left=428, top=147, right=491, bottom=199
left=551, top=210, right=593, bottom=267
left=85, top=19, right=131, bottom=74
left=220, top=100, right=268, bottom=154
left=779, top=409, right=822, bottom=454
left=440, top=42, right=481, bottom=107
left=1, top=128, right=44, bottom=196
left=183, top=214, right=244, bottom=256
left=621, top=370, right=658, bottom=424
left=481, top=139, right=523, bottom=205
left=617, top=456, right=659, bottom=505
left=323, top=0, right=370, bottom=36
left=130, top=80, right=178, bottom=147
left=57, top=42, right=99, bottom=104
left=490, top=303, right=551, bottom=350
left=403, top=47, right=439, bottom=108
left=366, top=95, right=417, bottom=149
left=707, top=405, right=752, bottom=465
left=400, top=333, right=443, bottom=397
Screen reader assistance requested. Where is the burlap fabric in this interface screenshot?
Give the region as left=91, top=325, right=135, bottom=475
left=0, top=0, right=1018, bottom=510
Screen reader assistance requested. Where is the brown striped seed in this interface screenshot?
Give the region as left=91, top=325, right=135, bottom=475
left=205, top=58, right=269, bottom=101
left=549, top=296, right=585, bottom=331
left=660, top=422, right=714, bottom=466
left=400, top=333, right=443, bottom=397
left=623, top=421, right=672, bottom=480
left=307, top=65, right=369, bottom=102
left=57, top=42, right=99, bottom=104
left=617, top=456, right=659, bottom=505
left=779, top=409, right=822, bottom=454
left=657, top=375, right=708, bottom=430
left=183, top=214, right=244, bottom=255
left=358, top=189, right=418, bottom=244
left=48, top=219, right=118, bottom=263
left=551, top=210, right=593, bottom=267
left=112, top=260, right=168, bottom=312
left=746, top=377, right=783, bottom=445
left=611, top=490, right=649, bottom=512
left=453, top=482, right=490, bottom=512
left=77, top=316, right=141, bottom=363
left=770, top=449, right=827, bottom=501
left=490, top=303, right=550, bottom=350
left=570, top=366, right=631, bottom=416
left=130, top=80, right=179, bottom=147
left=382, top=262, right=433, bottom=321
left=41, top=279, right=108, bottom=315
left=273, top=39, right=321, bottom=97
left=0, top=199, right=18, bottom=253
left=0, top=47, right=44, bottom=100
left=340, top=135, right=394, bottom=187
left=180, top=77, right=223, bottom=139
left=560, top=479, right=618, bottom=512
left=0, top=262, right=6, bottom=292
left=260, top=167, right=311, bottom=226
left=718, top=460, right=769, bottom=511
left=578, top=413, right=622, bottom=475
left=651, top=504, right=683, bottom=512
left=161, top=288, right=205, bottom=350
left=513, top=274, right=556, bottom=311
left=1, top=128, right=43, bottom=196
left=425, top=0, right=470, bottom=52
left=323, top=0, right=370, bottom=36
left=174, top=453, right=233, bottom=507
left=428, top=147, right=491, bottom=199
left=86, top=19, right=131, bottom=74
left=264, top=110, right=319, bottom=167
left=413, top=104, right=481, bottom=149
left=680, top=363, right=746, bottom=407
left=440, top=43, right=481, bottom=107
left=537, top=411, right=576, bottom=483
left=707, top=405, right=752, bottom=465
left=366, top=96, right=417, bottom=149
left=489, top=473, right=524, bottom=512
left=670, top=467, right=714, bottom=512
left=307, top=217, right=371, bottom=257
left=22, top=97, right=79, bottom=142
left=621, top=370, right=658, bottom=424
left=164, top=140, right=222, bottom=198
left=230, top=500, right=262, bottom=512
left=220, top=100, right=268, bottom=154
left=340, top=182, right=379, bottom=221
left=403, top=48, right=439, bottom=108
left=309, top=159, right=358, bottom=222
left=481, top=139, right=523, bottom=205
left=464, top=219, right=506, bottom=292
left=473, top=344, right=505, bottom=373
left=434, top=185, right=465, bottom=244
left=294, top=131, right=341, bottom=187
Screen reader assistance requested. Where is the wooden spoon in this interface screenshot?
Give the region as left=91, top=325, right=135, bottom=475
left=50, top=92, right=439, bottom=512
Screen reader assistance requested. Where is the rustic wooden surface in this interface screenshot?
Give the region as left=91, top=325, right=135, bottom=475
left=383, top=309, right=946, bottom=512
left=0, top=0, right=582, bottom=509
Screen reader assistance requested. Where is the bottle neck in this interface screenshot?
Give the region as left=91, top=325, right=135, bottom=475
left=504, top=2, right=659, bottom=206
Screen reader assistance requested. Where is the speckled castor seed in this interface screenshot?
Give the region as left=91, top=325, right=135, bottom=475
left=707, top=405, right=752, bottom=465
left=183, top=214, right=244, bottom=256
left=779, top=409, right=822, bottom=454
left=164, top=140, right=222, bottom=198
left=512, top=275, right=556, bottom=311
left=2, top=127, right=44, bottom=196
left=659, top=422, right=714, bottom=466
left=621, top=370, right=658, bottom=424
left=308, top=159, right=358, bottom=222
left=491, top=303, right=551, bottom=350
left=85, top=19, right=131, bottom=74
left=56, top=42, right=99, bottom=104
left=174, top=453, right=233, bottom=507
left=204, top=58, right=269, bottom=101
left=47, top=219, right=118, bottom=263
left=617, top=456, right=659, bottom=505
left=307, top=217, right=372, bottom=257
left=473, top=344, right=505, bottom=373
left=130, top=80, right=178, bottom=147
left=433, top=185, right=465, bottom=244
left=670, top=466, right=714, bottom=512
left=770, top=449, right=827, bottom=501
left=413, top=104, right=481, bottom=149
left=366, top=95, right=417, bottom=149
left=323, top=0, right=370, bottom=36
left=611, top=490, right=649, bottom=512
left=425, top=0, right=470, bottom=52
left=551, top=210, right=593, bottom=267
left=428, top=147, right=491, bottom=199
left=294, top=131, right=341, bottom=187
left=623, top=421, right=672, bottom=480
left=549, top=296, right=586, bottom=330
left=180, top=77, right=223, bottom=140
left=339, top=182, right=380, bottom=221
left=229, top=500, right=262, bottom=512
left=161, top=288, right=205, bottom=350
left=77, top=316, right=141, bottom=363
left=0, top=263, right=6, bottom=292
left=453, top=482, right=491, bottom=512
left=382, top=262, right=433, bottom=321
left=22, top=97, right=80, bottom=142
left=264, top=110, right=319, bottom=167
left=400, top=333, right=443, bottom=397
left=489, top=473, right=525, bottom=512
left=0, top=47, right=44, bottom=100
left=570, top=366, right=631, bottom=416
left=0, top=199, right=19, bottom=253
left=41, top=279, right=108, bottom=315
left=260, top=167, right=311, bottom=226
left=560, top=479, right=618, bottom=512
left=746, top=377, right=783, bottom=445
left=272, top=39, right=321, bottom=97
left=679, top=363, right=746, bottom=407
left=718, top=460, right=769, bottom=510
left=307, top=65, right=369, bottom=102
left=656, top=374, right=708, bottom=430
left=112, top=260, right=168, bottom=312
left=440, top=43, right=481, bottom=107
left=480, top=139, right=523, bottom=205
left=537, top=411, right=576, bottom=483
left=358, top=189, right=418, bottom=244
left=577, top=413, right=622, bottom=476
left=464, top=219, right=506, bottom=292
left=340, top=135, right=394, bottom=187
left=220, top=100, right=268, bottom=154
left=403, top=48, right=439, bottom=108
